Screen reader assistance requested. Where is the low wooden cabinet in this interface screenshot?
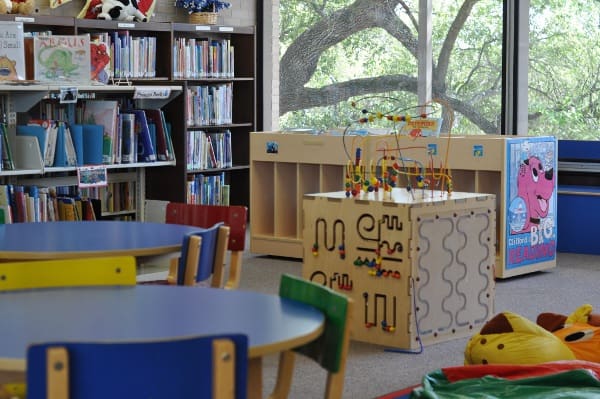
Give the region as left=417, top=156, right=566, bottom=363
left=250, top=131, right=557, bottom=278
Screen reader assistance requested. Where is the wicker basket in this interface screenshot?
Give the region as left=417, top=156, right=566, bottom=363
left=189, top=12, right=218, bottom=25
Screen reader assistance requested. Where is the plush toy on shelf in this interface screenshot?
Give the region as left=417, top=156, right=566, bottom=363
left=0, top=0, right=35, bottom=14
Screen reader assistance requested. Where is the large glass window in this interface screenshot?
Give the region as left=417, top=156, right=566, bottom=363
left=279, top=0, right=503, bottom=135
left=528, top=1, right=600, bottom=139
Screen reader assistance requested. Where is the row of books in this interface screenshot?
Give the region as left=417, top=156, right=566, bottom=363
left=80, top=181, right=136, bottom=214
left=0, top=22, right=155, bottom=84
left=185, top=173, right=230, bottom=206
left=186, top=130, right=232, bottom=171
left=173, top=37, right=234, bottom=79
left=92, top=30, right=157, bottom=80
left=78, top=101, right=175, bottom=165
left=0, top=185, right=97, bottom=224
left=0, top=181, right=137, bottom=224
left=186, top=83, right=233, bottom=126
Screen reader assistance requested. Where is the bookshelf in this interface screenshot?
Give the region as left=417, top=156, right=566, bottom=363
left=145, top=24, right=256, bottom=208
left=0, top=16, right=256, bottom=221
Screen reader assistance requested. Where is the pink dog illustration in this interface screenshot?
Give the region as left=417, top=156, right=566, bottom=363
left=515, top=155, right=555, bottom=233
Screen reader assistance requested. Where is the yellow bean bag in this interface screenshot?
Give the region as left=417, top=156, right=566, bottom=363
left=464, top=311, right=576, bottom=365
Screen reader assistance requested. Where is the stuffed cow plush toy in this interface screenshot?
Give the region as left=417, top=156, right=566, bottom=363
left=94, top=0, right=147, bottom=21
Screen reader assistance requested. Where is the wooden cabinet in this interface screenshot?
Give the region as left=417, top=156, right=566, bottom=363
left=250, top=131, right=558, bottom=278
left=145, top=24, right=256, bottom=208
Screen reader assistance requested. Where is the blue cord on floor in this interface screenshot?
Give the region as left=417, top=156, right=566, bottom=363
left=384, top=277, right=424, bottom=354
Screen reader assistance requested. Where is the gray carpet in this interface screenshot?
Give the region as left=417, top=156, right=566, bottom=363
left=237, top=250, right=600, bottom=399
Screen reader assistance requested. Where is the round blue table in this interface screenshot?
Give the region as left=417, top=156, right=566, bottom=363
left=0, top=221, right=201, bottom=260
left=0, top=285, right=325, bottom=399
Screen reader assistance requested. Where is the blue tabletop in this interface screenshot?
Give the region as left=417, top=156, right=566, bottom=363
left=0, top=221, right=201, bottom=259
left=0, top=285, right=325, bottom=364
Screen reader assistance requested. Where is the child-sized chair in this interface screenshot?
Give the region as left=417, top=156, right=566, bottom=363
left=26, top=334, right=248, bottom=399
left=270, top=274, right=353, bottom=399
left=165, top=203, right=248, bottom=289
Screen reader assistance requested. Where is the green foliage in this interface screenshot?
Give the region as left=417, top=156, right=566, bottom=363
left=279, top=0, right=600, bottom=139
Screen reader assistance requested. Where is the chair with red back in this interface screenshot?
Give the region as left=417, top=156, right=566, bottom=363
left=165, top=203, right=248, bottom=289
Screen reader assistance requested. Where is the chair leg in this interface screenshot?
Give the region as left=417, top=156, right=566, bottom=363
left=224, top=251, right=242, bottom=290
left=268, top=350, right=295, bottom=399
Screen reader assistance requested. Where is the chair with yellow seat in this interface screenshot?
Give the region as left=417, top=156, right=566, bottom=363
left=269, top=273, right=353, bottom=399
left=0, top=256, right=136, bottom=291
left=26, top=333, right=248, bottom=399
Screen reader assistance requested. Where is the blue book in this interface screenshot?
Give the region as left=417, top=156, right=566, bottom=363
left=81, top=125, right=104, bottom=165
left=70, top=124, right=84, bottom=166
left=129, top=110, right=156, bottom=162
left=53, top=123, right=67, bottom=167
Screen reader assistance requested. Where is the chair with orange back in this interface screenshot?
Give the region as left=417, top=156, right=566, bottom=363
left=165, top=203, right=248, bottom=289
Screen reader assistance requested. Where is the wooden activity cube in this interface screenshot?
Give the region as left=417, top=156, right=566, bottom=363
left=302, top=188, right=496, bottom=349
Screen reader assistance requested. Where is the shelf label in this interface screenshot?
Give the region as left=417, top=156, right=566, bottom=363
left=118, top=22, right=136, bottom=28
left=14, top=16, right=34, bottom=22
left=195, top=25, right=211, bottom=31
left=219, top=26, right=234, bottom=32
left=133, top=87, right=171, bottom=99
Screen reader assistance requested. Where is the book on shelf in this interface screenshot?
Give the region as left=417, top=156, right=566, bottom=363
left=126, top=109, right=156, bottom=163
left=82, top=100, right=119, bottom=164
left=14, top=136, right=44, bottom=170
left=90, top=38, right=111, bottom=85
left=32, top=35, right=91, bottom=83
left=120, top=113, right=136, bottom=163
left=1, top=124, right=14, bottom=171
left=53, top=122, right=78, bottom=167
left=143, top=109, right=171, bottom=162
left=16, top=121, right=56, bottom=167
left=0, top=21, right=26, bottom=81
left=0, top=185, right=13, bottom=224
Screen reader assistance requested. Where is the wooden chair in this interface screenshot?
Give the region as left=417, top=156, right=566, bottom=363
left=270, top=274, right=353, bottom=399
left=168, top=222, right=231, bottom=287
left=0, top=256, right=136, bottom=291
left=26, top=334, right=248, bottom=399
left=165, top=202, right=248, bottom=289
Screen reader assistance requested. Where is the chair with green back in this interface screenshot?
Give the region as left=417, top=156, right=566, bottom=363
left=0, top=256, right=136, bottom=291
left=26, top=334, right=248, bottom=399
left=270, top=273, right=353, bottom=399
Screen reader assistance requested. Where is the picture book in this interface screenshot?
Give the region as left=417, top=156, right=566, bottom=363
left=33, top=35, right=91, bottom=83
left=120, top=113, right=136, bottom=163
left=1, top=124, right=15, bottom=171
left=127, top=109, right=156, bottom=162
left=0, top=22, right=26, bottom=81
left=90, top=39, right=111, bottom=84
left=143, top=109, right=169, bottom=161
left=82, top=100, right=119, bottom=164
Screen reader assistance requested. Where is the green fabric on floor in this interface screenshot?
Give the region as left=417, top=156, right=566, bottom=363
left=411, top=369, right=600, bottom=399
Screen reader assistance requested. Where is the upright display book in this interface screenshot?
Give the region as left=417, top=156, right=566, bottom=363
left=33, top=35, right=91, bottom=83
left=82, top=100, right=119, bottom=164
left=0, top=22, right=25, bottom=81
left=127, top=109, right=156, bottom=162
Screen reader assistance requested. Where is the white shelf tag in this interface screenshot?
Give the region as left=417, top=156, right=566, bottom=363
left=118, top=23, right=136, bottom=28
left=219, top=27, right=234, bottom=32
left=133, top=87, right=171, bottom=99
left=195, top=26, right=211, bottom=31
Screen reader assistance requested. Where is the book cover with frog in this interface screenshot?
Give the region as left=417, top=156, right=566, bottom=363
left=33, top=35, right=91, bottom=83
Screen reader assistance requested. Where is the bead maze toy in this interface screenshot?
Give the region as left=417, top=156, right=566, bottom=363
left=302, top=99, right=497, bottom=350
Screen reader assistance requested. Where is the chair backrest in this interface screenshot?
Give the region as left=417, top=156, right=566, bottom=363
left=166, top=202, right=247, bottom=251
left=0, top=256, right=136, bottom=291
left=277, top=273, right=353, bottom=399
left=26, top=334, right=248, bottom=399
left=166, top=203, right=248, bottom=289
left=177, top=223, right=230, bottom=287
